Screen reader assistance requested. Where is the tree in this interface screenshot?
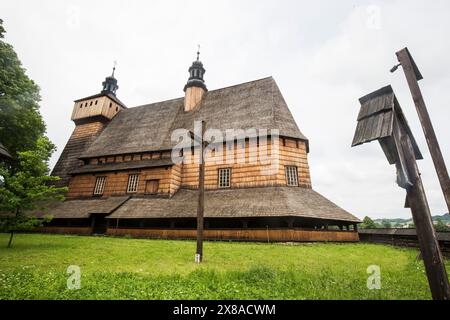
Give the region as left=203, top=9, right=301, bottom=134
left=381, top=219, right=392, bottom=228
left=0, top=19, right=46, bottom=167
left=434, top=219, right=450, bottom=233
left=0, top=19, right=5, bottom=38
left=360, top=216, right=377, bottom=229
left=0, top=137, right=67, bottom=247
left=0, top=20, right=67, bottom=247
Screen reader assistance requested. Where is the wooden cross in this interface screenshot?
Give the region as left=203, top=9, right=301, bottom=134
left=352, top=85, right=450, bottom=300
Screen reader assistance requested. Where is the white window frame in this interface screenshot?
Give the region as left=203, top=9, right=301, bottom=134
left=218, top=168, right=231, bottom=188
left=127, top=174, right=140, bottom=193
left=93, top=176, right=106, bottom=195
left=285, top=166, right=299, bottom=187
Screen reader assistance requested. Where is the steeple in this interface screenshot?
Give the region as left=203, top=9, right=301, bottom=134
left=102, top=62, right=119, bottom=95
left=184, top=46, right=207, bottom=111
left=184, top=45, right=207, bottom=92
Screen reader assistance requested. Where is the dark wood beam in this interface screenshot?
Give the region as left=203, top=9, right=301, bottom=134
left=195, top=120, right=206, bottom=263
left=401, top=134, right=450, bottom=300
left=396, top=48, right=450, bottom=213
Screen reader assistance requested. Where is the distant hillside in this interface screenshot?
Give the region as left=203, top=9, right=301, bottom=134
left=373, top=213, right=449, bottom=227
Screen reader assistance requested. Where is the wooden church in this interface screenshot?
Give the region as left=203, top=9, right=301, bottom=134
left=38, top=53, right=360, bottom=242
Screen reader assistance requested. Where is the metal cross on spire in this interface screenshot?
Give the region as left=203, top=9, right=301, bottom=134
left=112, top=60, right=117, bottom=77
left=196, top=44, right=200, bottom=61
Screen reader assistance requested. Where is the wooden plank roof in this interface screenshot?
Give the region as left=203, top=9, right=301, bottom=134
left=105, top=187, right=360, bottom=223
left=351, top=85, right=422, bottom=163
left=80, top=77, right=308, bottom=159
left=352, top=85, right=395, bottom=147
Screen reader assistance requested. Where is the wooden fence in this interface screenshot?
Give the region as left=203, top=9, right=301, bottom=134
left=359, top=228, right=450, bottom=257
left=106, top=228, right=359, bottom=242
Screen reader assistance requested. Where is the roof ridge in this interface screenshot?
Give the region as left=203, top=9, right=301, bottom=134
left=129, top=76, right=274, bottom=110
left=207, top=76, right=274, bottom=94
left=131, top=96, right=184, bottom=110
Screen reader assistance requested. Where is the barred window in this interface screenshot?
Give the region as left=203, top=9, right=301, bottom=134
left=285, top=166, right=298, bottom=187
left=127, top=174, right=140, bottom=193
left=218, top=168, right=231, bottom=188
left=93, top=176, right=106, bottom=195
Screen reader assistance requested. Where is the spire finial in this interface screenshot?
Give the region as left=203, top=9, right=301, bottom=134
left=196, top=44, right=200, bottom=61
left=112, top=60, right=117, bottom=77
left=102, top=61, right=119, bottom=95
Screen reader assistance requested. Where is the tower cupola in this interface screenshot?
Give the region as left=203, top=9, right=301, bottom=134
left=102, top=64, right=119, bottom=95
left=183, top=47, right=207, bottom=111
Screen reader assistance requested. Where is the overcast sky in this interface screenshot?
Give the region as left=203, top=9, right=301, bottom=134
left=1, top=0, right=449, bottom=219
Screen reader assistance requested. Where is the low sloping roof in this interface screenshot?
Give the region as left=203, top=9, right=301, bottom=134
left=32, top=196, right=129, bottom=219
left=0, top=142, right=12, bottom=159
left=69, top=158, right=173, bottom=174
left=81, top=77, right=308, bottom=159
left=107, top=187, right=360, bottom=223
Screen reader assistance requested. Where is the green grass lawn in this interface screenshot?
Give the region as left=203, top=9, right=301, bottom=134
left=0, top=233, right=448, bottom=300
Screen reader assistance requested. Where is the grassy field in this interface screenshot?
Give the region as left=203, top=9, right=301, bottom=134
left=0, top=233, right=448, bottom=300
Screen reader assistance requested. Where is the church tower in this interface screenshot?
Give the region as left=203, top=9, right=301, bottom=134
left=183, top=47, right=207, bottom=111
left=71, top=65, right=126, bottom=123
left=51, top=66, right=126, bottom=186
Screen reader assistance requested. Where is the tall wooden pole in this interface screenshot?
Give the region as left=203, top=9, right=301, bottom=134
left=196, top=120, right=206, bottom=263
left=396, top=48, right=450, bottom=213
left=401, top=135, right=450, bottom=300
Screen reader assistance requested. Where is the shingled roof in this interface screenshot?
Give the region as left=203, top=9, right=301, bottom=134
left=80, top=77, right=307, bottom=159
left=32, top=196, right=129, bottom=219
left=106, top=187, right=360, bottom=223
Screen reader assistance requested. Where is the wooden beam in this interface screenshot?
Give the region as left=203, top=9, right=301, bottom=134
left=286, top=217, right=295, bottom=229
left=196, top=120, right=206, bottom=263
left=396, top=48, right=450, bottom=213
left=241, top=219, right=249, bottom=229
left=401, top=134, right=450, bottom=300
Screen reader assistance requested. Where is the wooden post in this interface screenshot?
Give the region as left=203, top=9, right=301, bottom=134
left=401, top=135, right=450, bottom=300
left=196, top=120, right=206, bottom=263
left=286, top=217, right=295, bottom=229
left=396, top=48, right=450, bottom=213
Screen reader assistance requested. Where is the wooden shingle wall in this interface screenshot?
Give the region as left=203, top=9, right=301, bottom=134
left=181, top=137, right=311, bottom=189
left=67, top=167, right=172, bottom=198
left=71, top=96, right=123, bottom=121
left=67, top=137, right=311, bottom=198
